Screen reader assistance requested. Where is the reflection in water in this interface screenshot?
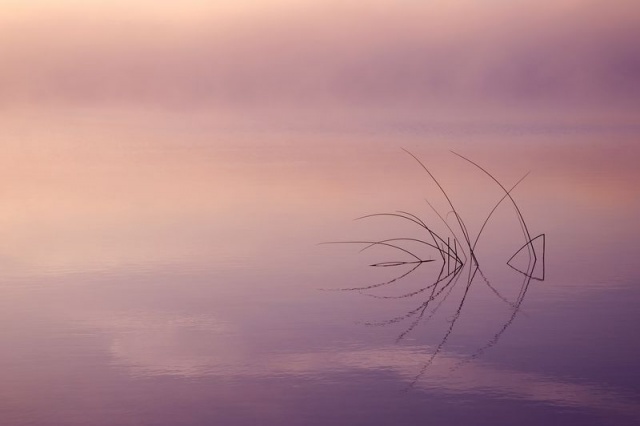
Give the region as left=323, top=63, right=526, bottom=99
left=327, top=151, right=547, bottom=386
left=268, top=347, right=640, bottom=417
left=99, top=309, right=639, bottom=418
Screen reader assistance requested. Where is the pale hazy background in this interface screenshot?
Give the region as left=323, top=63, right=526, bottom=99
left=1, top=0, right=639, bottom=118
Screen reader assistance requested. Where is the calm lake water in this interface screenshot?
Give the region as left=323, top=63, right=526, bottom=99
left=1, top=109, right=639, bottom=425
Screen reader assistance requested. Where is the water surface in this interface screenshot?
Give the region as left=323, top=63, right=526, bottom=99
left=1, top=109, right=639, bottom=425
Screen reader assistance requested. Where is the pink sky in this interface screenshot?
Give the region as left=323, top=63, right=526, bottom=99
left=1, top=0, right=639, bottom=111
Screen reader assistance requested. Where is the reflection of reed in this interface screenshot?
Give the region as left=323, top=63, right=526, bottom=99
left=324, top=151, right=546, bottom=387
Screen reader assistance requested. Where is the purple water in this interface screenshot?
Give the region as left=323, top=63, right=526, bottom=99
left=0, top=109, right=639, bottom=425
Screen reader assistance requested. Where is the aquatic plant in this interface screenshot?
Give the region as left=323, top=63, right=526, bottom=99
left=323, top=150, right=546, bottom=386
